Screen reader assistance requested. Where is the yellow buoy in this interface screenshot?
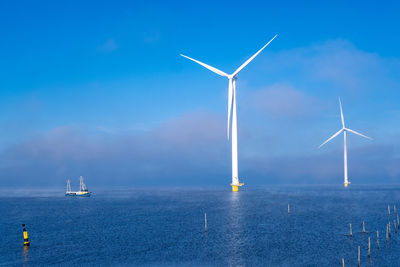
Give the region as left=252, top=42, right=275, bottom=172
left=22, top=224, right=30, bottom=246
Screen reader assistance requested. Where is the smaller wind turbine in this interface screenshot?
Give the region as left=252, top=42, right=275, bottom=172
left=319, top=97, right=373, bottom=187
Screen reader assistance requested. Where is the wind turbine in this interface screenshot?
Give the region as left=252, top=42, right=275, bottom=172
left=319, top=97, right=373, bottom=187
left=180, top=34, right=278, bottom=192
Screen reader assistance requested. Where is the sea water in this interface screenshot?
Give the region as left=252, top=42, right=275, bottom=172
left=0, top=185, right=399, bottom=266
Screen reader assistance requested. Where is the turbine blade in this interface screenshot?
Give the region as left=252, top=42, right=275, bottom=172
left=232, top=34, right=278, bottom=77
left=346, top=128, right=373, bottom=140
left=319, top=129, right=343, bottom=148
left=227, top=79, right=233, bottom=139
left=180, top=54, right=229, bottom=77
left=338, top=97, right=345, bottom=128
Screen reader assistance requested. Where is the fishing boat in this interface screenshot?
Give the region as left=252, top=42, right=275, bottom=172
left=65, top=176, right=91, bottom=197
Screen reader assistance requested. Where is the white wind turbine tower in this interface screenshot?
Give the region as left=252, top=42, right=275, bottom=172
left=319, top=97, right=373, bottom=187
left=180, top=34, right=277, bottom=192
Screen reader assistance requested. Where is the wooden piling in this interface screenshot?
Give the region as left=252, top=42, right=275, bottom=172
left=386, top=224, right=389, bottom=241
left=394, top=220, right=397, bottom=233
left=288, top=203, right=290, bottom=214
left=388, top=205, right=391, bottom=217
left=349, top=223, right=352, bottom=237
left=204, top=213, right=207, bottom=232
left=377, top=231, right=379, bottom=248
left=362, top=221, right=366, bottom=233
left=342, top=258, right=344, bottom=267
left=389, top=222, right=391, bottom=237
left=398, top=215, right=400, bottom=229
left=358, top=246, right=360, bottom=267
left=368, top=236, right=371, bottom=257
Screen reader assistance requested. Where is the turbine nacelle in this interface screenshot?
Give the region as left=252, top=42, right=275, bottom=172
left=319, top=98, right=373, bottom=149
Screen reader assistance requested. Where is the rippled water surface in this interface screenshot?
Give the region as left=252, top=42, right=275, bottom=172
left=0, top=185, right=399, bottom=266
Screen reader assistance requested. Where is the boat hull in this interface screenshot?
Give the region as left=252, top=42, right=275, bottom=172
left=65, top=192, right=91, bottom=197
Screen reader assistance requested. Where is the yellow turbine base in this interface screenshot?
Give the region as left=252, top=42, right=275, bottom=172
left=231, top=183, right=244, bottom=192
left=344, top=182, right=349, bottom=188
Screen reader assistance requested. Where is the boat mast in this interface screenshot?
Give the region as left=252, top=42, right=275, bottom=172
left=66, top=179, right=71, bottom=192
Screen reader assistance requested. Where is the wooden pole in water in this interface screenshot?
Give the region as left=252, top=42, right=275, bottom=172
left=288, top=203, right=290, bottom=215
left=205, top=213, right=207, bottom=232
left=394, top=220, right=397, bottom=233
left=386, top=224, right=388, bottom=241
left=368, top=236, right=371, bottom=257
left=377, top=231, right=379, bottom=249
left=397, top=214, right=400, bottom=229
left=397, top=215, right=400, bottom=229
left=350, top=223, right=352, bottom=237
left=363, top=221, right=366, bottom=233
left=358, top=246, right=360, bottom=267
left=342, top=258, right=344, bottom=267
left=388, top=205, right=391, bottom=217
left=389, top=222, right=391, bottom=237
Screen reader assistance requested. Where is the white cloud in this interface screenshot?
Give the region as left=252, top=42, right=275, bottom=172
left=248, top=83, right=318, bottom=118
left=258, top=39, right=400, bottom=96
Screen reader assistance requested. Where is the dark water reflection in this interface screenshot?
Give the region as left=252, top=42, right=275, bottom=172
left=0, top=185, right=399, bottom=266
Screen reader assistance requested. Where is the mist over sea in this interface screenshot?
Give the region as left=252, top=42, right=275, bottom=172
left=0, top=185, right=399, bottom=266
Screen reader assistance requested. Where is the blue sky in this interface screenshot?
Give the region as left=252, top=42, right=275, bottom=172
left=1, top=0, right=400, bottom=187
